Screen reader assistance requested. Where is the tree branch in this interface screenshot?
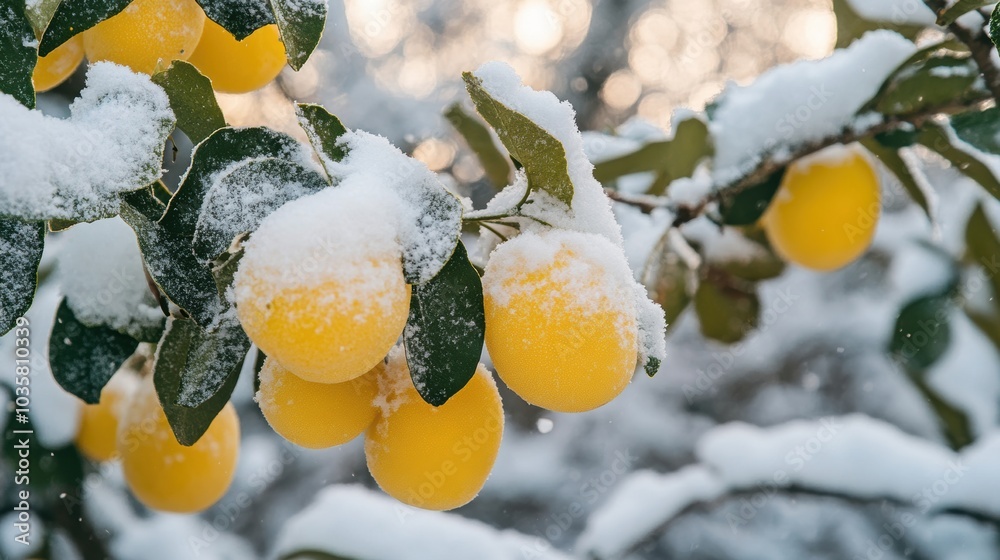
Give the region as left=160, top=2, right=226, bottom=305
left=924, top=0, right=1000, bottom=100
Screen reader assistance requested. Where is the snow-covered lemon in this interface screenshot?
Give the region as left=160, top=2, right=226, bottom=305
left=762, top=145, right=881, bottom=272
left=365, top=350, right=504, bottom=511
left=188, top=20, right=286, bottom=93
left=234, top=183, right=410, bottom=384
left=257, top=356, right=380, bottom=448
left=83, top=0, right=205, bottom=74
left=483, top=230, right=638, bottom=413
left=118, top=376, right=239, bottom=513
left=33, top=35, right=84, bottom=92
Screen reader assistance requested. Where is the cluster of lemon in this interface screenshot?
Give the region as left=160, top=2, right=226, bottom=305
left=761, top=146, right=881, bottom=271
left=75, top=371, right=239, bottom=513
left=33, top=0, right=286, bottom=93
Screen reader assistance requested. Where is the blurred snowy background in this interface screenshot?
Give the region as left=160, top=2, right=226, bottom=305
left=6, top=0, right=1000, bottom=558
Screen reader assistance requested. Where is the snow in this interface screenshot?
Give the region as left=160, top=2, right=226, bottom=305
left=576, top=466, right=725, bottom=558
left=269, top=485, right=572, bottom=560
left=56, top=217, right=163, bottom=339
left=326, top=130, right=464, bottom=283
left=844, top=0, right=937, bottom=26
left=709, top=31, right=916, bottom=184
left=112, top=515, right=256, bottom=560
left=0, top=63, right=174, bottom=220
left=234, top=178, right=404, bottom=298
left=0, top=281, right=81, bottom=448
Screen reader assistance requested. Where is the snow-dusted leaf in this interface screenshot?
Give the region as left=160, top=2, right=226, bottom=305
left=270, top=0, right=326, bottom=70
left=861, top=138, right=932, bottom=220
left=192, top=157, right=326, bottom=262
left=0, top=0, right=36, bottom=108
left=445, top=103, right=512, bottom=189
left=161, top=127, right=307, bottom=239
left=462, top=71, right=574, bottom=206
left=403, top=242, right=485, bottom=406
left=991, top=6, right=1000, bottom=51
left=121, top=197, right=223, bottom=327
left=39, top=0, right=130, bottom=56
left=938, top=0, right=993, bottom=26
left=951, top=107, right=1000, bottom=155
left=151, top=61, right=226, bottom=145
left=0, top=219, right=44, bottom=335
left=153, top=316, right=247, bottom=445
left=295, top=103, right=348, bottom=178
left=24, top=0, right=61, bottom=34
left=713, top=235, right=786, bottom=282
left=874, top=55, right=981, bottom=116
left=49, top=299, right=138, bottom=404
left=593, top=117, right=711, bottom=196
left=718, top=168, right=785, bottom=226
left=196, top=0, right=274, bottom=40
left=917, top=122, right=1000, bottom=200
left=693, top=276, right=759, bottom=344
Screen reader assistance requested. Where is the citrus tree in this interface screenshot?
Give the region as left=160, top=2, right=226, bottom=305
left=3, top=0, right=1000, bottom=557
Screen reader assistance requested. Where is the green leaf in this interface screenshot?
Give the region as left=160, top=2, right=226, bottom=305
left=694, top=274, right=760, bottom=344
left=196, top=0, right=274, bottom=40
left=712, top=238, right=786, bottom=282
left=861, top=138, right=932, bottom=220
left=403, top=242, right=485, bottom=406
left=296, top=103, right=348, bottom=178
left=642, top=236, right=692, bottom=333
left=832, top=0, right=927, bottom=48
left=121, top=198, right=224, bottom=327
left=991, top=5, right=1000, bottom=51
left=153, top=317, right=246, bottom=445
left=445, top=103, right=512, bottom=189
left=191, top=157, right=326, bottom=262
left=938, top=0, right=993, bottom=26
left=161, top=127, right=306, bottom=239
left=889, top=294, right=953, bottom=370
left=875, top=55, right=981, bottom=116
left=918, top=122, right=1000, bottom=200
left=965, top=201, right=1000, bottom=299
left=1, top=0, right=37, bottom=108
left=951, top=107, right=1000, bottom=154
left=151, top=61, right=226, bottom=145
left=462, top=71, right=574, bottom=206
left=120, top=182, right=169, bottom=222
left=593, top=117, right=712, bottom=196
left=719, top=168, right=785, bottom=226
left=0, top=219, right=44, bottom=335
left=861, top=39, right=967, bottom=114
left=24, top=0, right=61, bottom=35
left=270, top=0, right=326, bottom=70
left=49, top=299, right=138, bottom=404
left=643, top=356, right=661, bottom=378
left=39, top=0, right=131, bottom=56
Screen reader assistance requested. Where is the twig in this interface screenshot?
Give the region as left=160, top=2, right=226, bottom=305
left=924, top=0, right=1000, bottom=100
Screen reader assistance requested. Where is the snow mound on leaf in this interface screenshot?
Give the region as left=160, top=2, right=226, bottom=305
left=709, top=30, right=915, bottom=184
left=0, top=62, right=173, bottom=220
left=56, top=217, right=162, bottom=339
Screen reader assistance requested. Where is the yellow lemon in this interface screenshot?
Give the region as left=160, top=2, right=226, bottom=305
left=33, top=35, right=84, bottom=92
left=83, top=0, right=206, bottom=74
left=234, top=184, right=411, bottom=384
left=365, top=350, right=504, bottom=511
left=257, top=356, right=380, bottom=448
left=188, top=20, right=286, bottom=93
left=118, top=376, right=239, bottom=513
left=762, top=145, right=881, bottom=272
left=483, top=230, right=638, bottom=413
left=75, top=370, right=139, bottom=462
